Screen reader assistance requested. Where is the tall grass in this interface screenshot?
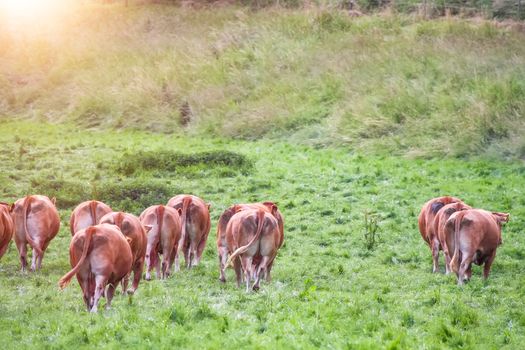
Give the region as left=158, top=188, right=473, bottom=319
left=1, top=4, right=524, bottom=157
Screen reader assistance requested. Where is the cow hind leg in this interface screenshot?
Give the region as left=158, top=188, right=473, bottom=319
left=0, top=244, right=9, bottom=259
left=265, top=255, right=278, bottom=282
left=241, top=256, right=253, bottom=292
left=121, top=273, right=130, bottom=294
left=155, top=253, right=161, bottom=279
left=162, top=254, right=170, bottom=279
left=30, top=247, right=39, bottom=272
left=91, top=275, right=107, bottom=313
left=431, top=239, right=440, bottom=273
left=218, top=248, right=228, bottom=283
left=253, top=256, right=270, bottom=291
left=78, top=274, right=91, bottom=311
left=17, top=243, right=28, bottom=272
left=36, top=250, right=45, bottom=271
left=457, top=253, right=473, bottom=286
left=183, top=245, right=190, bottom=269
left=129, top=260, right=144, bottom=295
left=189, top=241, right=198, bottom=268
left=233, top=257, right=242, bottom=288
left=105, top=283, right=116, bottom=310
left=173, top=249, right=180, bottom=273
left=483, top=251, right=496, bottom=280
left=444, top=253, right=452, bottom=275
left=195, top=233, right=208, bottom=265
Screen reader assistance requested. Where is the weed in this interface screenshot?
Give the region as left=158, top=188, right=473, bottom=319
left=363, top=210, right=381, bottom=251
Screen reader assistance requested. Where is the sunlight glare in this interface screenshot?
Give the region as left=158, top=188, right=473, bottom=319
left=0, top=0, right=70, bottom=33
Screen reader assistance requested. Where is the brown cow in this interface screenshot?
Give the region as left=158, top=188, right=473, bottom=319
left=418, top=196, right=463, bottom=272
left=445, top=209, right=509, bottom=285
left=434, top=201, right=472, bottom=274
left=69, top=200, right=112, bottom=235
left=226, top=209, right=280, bottom=292
left=167, top=195, right=211, bottom=268
left=58, top=224, right=133, bottom=312
left=100, top=212, right=148, bottom=294
left=11, top=195, right=60, bottom=271
left=217, top=202, right=284, bottom=283
left=0, top=202, right=14, bottom=260
left=140, top=205, right=181, bottom=280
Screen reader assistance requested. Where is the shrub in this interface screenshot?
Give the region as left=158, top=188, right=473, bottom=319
left=115, top=150, right=254, bottom=177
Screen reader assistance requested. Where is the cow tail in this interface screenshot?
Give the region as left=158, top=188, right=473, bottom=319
left=89, top=201, right=98, bottom=225
left=226, top=210, right=265, bottom=267
left=178, top=197, right=192, bottom=253
left=23, top=196, right=43, bottom=256
left=58, top=226, right=95, bottom=289
left=450, top=211, right=466, bottom=274
left=156, top=206, right=165, bottom=237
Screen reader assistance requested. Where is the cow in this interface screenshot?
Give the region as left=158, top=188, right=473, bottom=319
left=225, top=209, right=281, bottom=292
left=100, top=212, right=148, bottom=294
left=167, top=195, right=211, bottom=268
left=69, top=200, right=112, bottom=235
left=11, top=195, right=60, bottom=271
left=418, top=196, right=463, bottom=272
left=217, top=202, right=284, bottom=283
left=445, top=209, right=509, bottom=285
left=139, top=205, right=181, bottom=280
left=433, top=201, right=472, bottom=274
left=0, top=202, right=14, bottom=260
left=58, top=224, right=133, bottom=312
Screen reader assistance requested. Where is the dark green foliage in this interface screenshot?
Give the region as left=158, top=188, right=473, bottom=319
left=115, top=150, right=253, bottom=178
left=94, top=179, right=177, bottom=214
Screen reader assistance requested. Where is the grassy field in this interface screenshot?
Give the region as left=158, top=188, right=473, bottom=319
left=1, top=3, right=525, bottom=349
left=1, top=121, right=524, bottom=349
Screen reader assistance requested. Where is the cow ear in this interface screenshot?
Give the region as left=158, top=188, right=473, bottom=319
left=9, top=203, right=15, bottom=213
left=143, top=225, right=153, bottom=233
left=207, top=203, right=211, bottom=211
left=271, top=205, right=278, bottom=217
left=492, top=212, right=510, bottom=223
left=177, top=208, right=183, bottom=216
left=233, top=205, right=242, bottom=213
left=51, top=197, right=57, bottom=206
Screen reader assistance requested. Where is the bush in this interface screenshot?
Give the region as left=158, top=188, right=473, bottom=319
left=115, top=150, right=254, bottom=177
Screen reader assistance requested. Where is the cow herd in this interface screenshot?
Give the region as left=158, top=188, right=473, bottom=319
left=418, top=196, right=509, bottom=285
left=0, top=194, right=284, bottom=312
left=0, top=193, right=511, bottom=312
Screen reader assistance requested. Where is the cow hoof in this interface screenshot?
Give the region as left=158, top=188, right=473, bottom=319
left=219, top=277, right=226, bottom=283
left=252, top=285, right=260, bottom=292
left=127, top=289, right=135, bottom=296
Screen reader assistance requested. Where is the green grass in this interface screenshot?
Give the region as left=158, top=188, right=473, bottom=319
left=1, top=4, right=525, bottom=158
left=1, top=121, right=525, bottom=349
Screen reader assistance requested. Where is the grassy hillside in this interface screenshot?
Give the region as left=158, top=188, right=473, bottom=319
left=1, top=4, right=525, bottom=157
left=1, top=121, right=525, bottom=348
